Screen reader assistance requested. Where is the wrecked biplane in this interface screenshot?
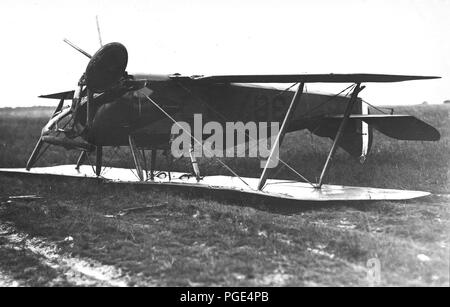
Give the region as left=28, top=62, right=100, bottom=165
left=1, top=36, right=441, bottom=203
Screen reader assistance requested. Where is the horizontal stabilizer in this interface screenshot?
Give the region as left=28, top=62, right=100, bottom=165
left=326, top=114, right=440, bottom=141
left=185, top=74, right=440, bottom=84
left=39, top=90, right=75, bottom=100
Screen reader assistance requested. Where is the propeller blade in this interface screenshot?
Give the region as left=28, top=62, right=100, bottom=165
left=63, top=38, right=92, bottom=59
left=96, top=16, right=103, bottom=47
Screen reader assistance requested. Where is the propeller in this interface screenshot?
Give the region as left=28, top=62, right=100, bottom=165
left=60, top=18, right=144, bottom=135
left=63, top=39, right=129, bottom=93
left=63, top=36, right=130, bottom=131
left=84, top=42, right=128, bottom=93
left=27, top=18, right=135, bottom=170
left=63, top=16, right=129, bottom=94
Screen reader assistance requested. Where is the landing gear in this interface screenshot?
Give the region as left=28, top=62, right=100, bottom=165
left=141, top=150, right=148, bottom=180
left=189, top=146, right=202, bottom=182
left=148, top=149, right=173, bottom=181
left=26, top=96, right=66, bottom=171
left=127, top=135, right=175, bottom=182
left=150, top=149, right=157, bottom=181
left=95, top=146, right=102, bottom=177
left=26, top=138, right=44, bottom=171
left=75, top=151, right=87, bottom=170
left=128, top=135, right=144, bottom=181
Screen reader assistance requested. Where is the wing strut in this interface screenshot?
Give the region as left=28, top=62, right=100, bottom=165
left=257, top=83, right=305, bottom=191
left=95, top=146, right=103, bottom=177
left=75, top=151, right=87, bottom=170
left=317, top=83, right=365, bottom=188
left=129, top=135, right=145, bottom=181
left=142, top=93, right=253, bottom=189
left=26, top=95, right=67, bottom=170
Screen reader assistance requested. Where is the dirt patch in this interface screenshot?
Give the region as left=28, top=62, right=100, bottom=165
left=0, top=223, right=147, bottom=286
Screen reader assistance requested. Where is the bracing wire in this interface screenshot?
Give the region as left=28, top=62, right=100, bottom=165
left=143, top=94, right=253, bottom=190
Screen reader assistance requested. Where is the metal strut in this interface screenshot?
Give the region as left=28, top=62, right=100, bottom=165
left=177, top=81, right=314, bottom=187
left=128, top=135, right=144, bottom=181
left=95, top=146, right=102, bottom=177
left=150, top=150, right=156, bottom=181
left=257, top=83, right=305, bottom=191
left=141, top=150, right=148, bottom=181
left=143, top=94, right=252, bottom=189
left=75, top=151, right=87, bottom=170
left=26, top=96, right=66, bottom=170
left=189, top=145, right=202, bottom=182
left=317, top=83, right=365, bottom=188
left=86, top=89, right=94, bottom=129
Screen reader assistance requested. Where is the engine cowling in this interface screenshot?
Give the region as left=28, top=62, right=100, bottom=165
left=85, top=42, right=128, bottom=93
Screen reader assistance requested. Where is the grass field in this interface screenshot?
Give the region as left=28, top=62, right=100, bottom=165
left=0, top=104, right=448, bottom=286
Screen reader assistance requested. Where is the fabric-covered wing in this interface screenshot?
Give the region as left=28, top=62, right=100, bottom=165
left=176, top=74, right=440, bottom=84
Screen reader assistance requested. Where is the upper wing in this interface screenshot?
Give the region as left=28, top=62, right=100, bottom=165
left=173, top=73, right=440, bottom=84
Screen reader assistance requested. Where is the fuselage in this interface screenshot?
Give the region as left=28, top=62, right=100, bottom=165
left=78, top=74, right=363, bottom=151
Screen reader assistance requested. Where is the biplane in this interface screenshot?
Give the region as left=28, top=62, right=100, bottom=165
left=0, top=33, right=441, bottom=202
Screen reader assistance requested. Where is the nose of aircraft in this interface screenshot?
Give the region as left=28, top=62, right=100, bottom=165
left=85, top=42, right=128, bottom=93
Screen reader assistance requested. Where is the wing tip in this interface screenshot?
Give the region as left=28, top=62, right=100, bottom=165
left=415, top=75, right=441, bottom=80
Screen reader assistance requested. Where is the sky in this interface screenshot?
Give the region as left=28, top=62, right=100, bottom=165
left=0, top=0, right=448, bottom=107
